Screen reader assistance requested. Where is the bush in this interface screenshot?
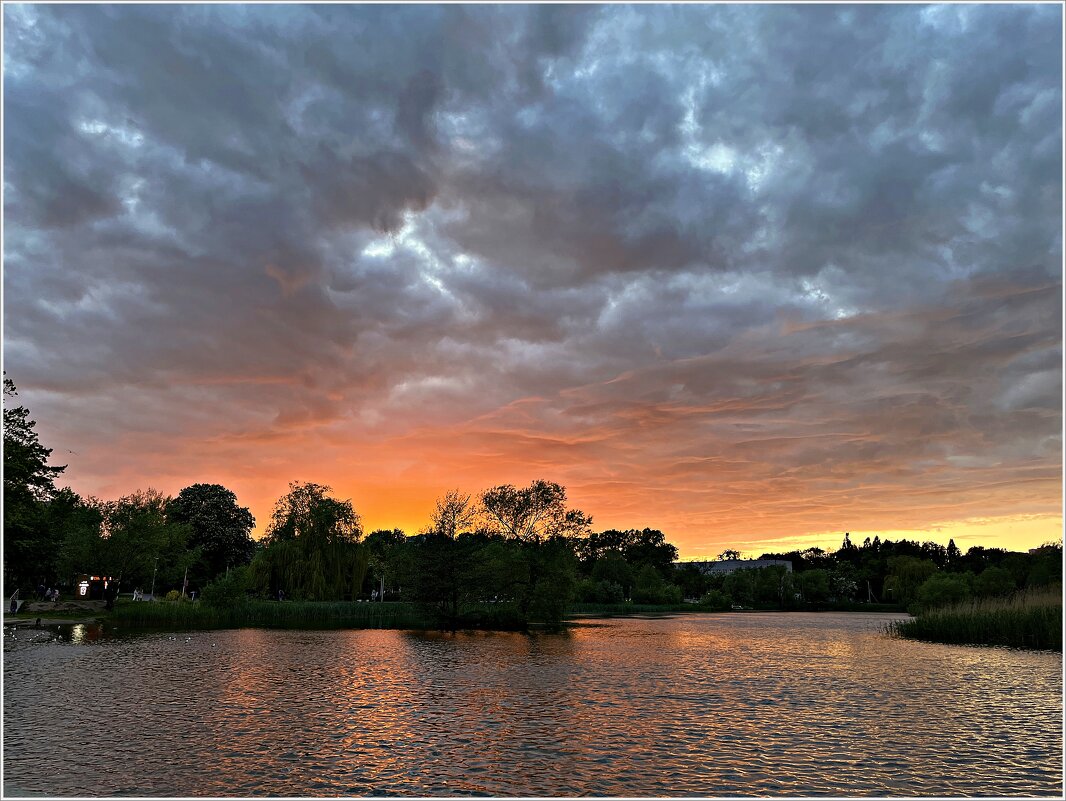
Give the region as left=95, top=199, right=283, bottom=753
left=699, top=589, right=730, bottom=611
left=577, top=578, right=625, bottom=604
left=632, top=565, right=683, bottom=604
left=974, top=566, right=1015, bottom=598
left=164, top=590, right=182, bottom=602
left=200, top=566, right=252, bottom=609
left=913, top=573, right=970, bottom=613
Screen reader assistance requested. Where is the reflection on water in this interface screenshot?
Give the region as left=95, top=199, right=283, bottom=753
left=3, top=613, right=1062, bottom=796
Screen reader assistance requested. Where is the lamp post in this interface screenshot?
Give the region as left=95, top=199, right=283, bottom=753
left=149, top=558, right=158, bottom=599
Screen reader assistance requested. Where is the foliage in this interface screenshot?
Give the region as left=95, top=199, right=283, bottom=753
left=265, top=481, right=362, bottom=545
left=974, top=566, right=1016, bottom=598
left=2, top=376, right=66, bottom=586
left=168, top=484, right=256, bottom=584
left=796, top=569, right=830, bottom=603
left=365, top=528, right=407, bottom=598
left=590, top=552, right=635, bottom=596
left=577, top=577, right=626, bottom=604
left=165, top=590, right=182, bottom=602
left=250, top=482, right=367, bottom=601
left=53, top=490, right=106, bottom=582
left=480, top=479, right=591, bottom=543
left=699, top=589, right=731, bottom=611
left=632, top=564, right=683, bottom=604
left=913, top=573, right=971, bottom=613
left=883, top=557, right=937, bottom=605
left=200, top=565, right=252, bottom=608
left=101, top=489, right=195, bottom=591
left=430, top=490, right=476, bottom=539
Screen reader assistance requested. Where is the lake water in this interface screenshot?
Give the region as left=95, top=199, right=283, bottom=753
left=3, top=612, right=1062, bottom=797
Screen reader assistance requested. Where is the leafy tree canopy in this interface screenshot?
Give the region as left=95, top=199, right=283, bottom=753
left=265, top=481, right=362, bottom=546
left=169, top=483, right=256, bottom=582
left=480, top=479, right=591, bottom=543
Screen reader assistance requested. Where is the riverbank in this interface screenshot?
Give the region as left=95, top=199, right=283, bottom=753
left=890, top=587, right=1062, bottom=651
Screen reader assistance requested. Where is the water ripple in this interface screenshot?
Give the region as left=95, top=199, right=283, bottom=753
left=3, top=613, right=1061, bottom=796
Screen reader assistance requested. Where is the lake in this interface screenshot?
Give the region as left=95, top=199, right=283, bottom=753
left=3, top=612, right=1062, bottom=796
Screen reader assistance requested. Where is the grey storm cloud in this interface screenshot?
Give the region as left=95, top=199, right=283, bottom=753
left=2, top=3, right=1061, bottom=538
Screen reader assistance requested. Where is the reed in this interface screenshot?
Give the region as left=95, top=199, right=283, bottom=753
left=890, top=587, right=1062, bottom=651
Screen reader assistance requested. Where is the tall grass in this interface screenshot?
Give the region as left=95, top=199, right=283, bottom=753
left=890, top=587, right=1062, bottom=651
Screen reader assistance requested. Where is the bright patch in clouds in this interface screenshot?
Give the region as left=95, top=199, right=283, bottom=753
left=3, top=4, right=1061, bottom=554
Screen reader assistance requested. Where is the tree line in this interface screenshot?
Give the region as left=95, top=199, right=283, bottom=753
left=4, top=375, right=1061, bottom=627
left=675, top=533, right=1062, bottom=613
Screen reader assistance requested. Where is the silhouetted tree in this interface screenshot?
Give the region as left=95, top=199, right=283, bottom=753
left=3, top=376, right=66, bottom=586
left=431, top=490, right=476, bottom=539
left=480, top=479, right=592, bottom=543
left=251, top=482, right=366, bottom=600
left=169, top=483, right=256, bottom=585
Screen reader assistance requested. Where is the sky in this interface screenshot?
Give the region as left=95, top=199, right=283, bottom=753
left=3, top=4, right=1062, bottom=558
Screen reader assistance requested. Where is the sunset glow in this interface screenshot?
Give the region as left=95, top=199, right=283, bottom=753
left=4, top=4, right=1061, bottom=556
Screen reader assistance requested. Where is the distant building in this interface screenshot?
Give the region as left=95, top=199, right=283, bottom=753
left=682, top=558, right=792, bottom=575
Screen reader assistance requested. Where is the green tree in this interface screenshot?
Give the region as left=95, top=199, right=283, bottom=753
left=622, top=528, right=679, bottom=577
left=915, top=573, right=971, bottom=611
left=829, top=563, right=859, bottom=601
left=526, top=537, right=580, bottom=624
left=52, top=489, right=106, bottom=585
left=591, top=552, right=635, bottom=597
left=168, top=483, right=256, bottom=584
left=754, top=565, right=794, bottom=607
left=700, top=589, right=730, bottom=611
left=632, top=563, right=682, bottom=604
left=945, top=538, right=962, bottom=568
left=974, top=566, right=1016, bottom=598
left=723, top=569, right=756, bottom=606
left=101, top=489, right=195, bottom=595
left=403, top=532, right=482, bottom=629
left=365, top=528, right=406, bottom=600
left=3, top=376, right=66, bottom=586
left=200, top=565, right=252, bottom=608
left=250, top=482, right=366, bottom=600
left=883, top=556, right=938, bottom=605
left=797, top=569, right=830, bottom=603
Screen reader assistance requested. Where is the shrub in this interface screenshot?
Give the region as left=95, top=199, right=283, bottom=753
left=164, top=590, right=181, bottom=602
left=577, top=578, right=625, bottom=604
left=974, top=566, right=1015, bottom=598
left=632, top=565, right=683, bottom=604
left=200, top=566, right=252, bottom=609
left=913, top=573, right=970, bottom=613
left=699, top=589, right=730, bottom=611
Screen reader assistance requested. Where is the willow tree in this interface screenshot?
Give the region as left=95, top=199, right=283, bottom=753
left=250, top=482, right=367, bottom=600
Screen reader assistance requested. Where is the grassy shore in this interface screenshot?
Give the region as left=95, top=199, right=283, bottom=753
left=890, top=587, right=1062, bottom=651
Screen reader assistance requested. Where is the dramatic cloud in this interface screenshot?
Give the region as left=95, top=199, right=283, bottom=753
left=3, top=4, right=1061, bottom=554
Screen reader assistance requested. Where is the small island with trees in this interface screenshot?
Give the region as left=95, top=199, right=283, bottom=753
left=4, top=376, right=1061, bottom=650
